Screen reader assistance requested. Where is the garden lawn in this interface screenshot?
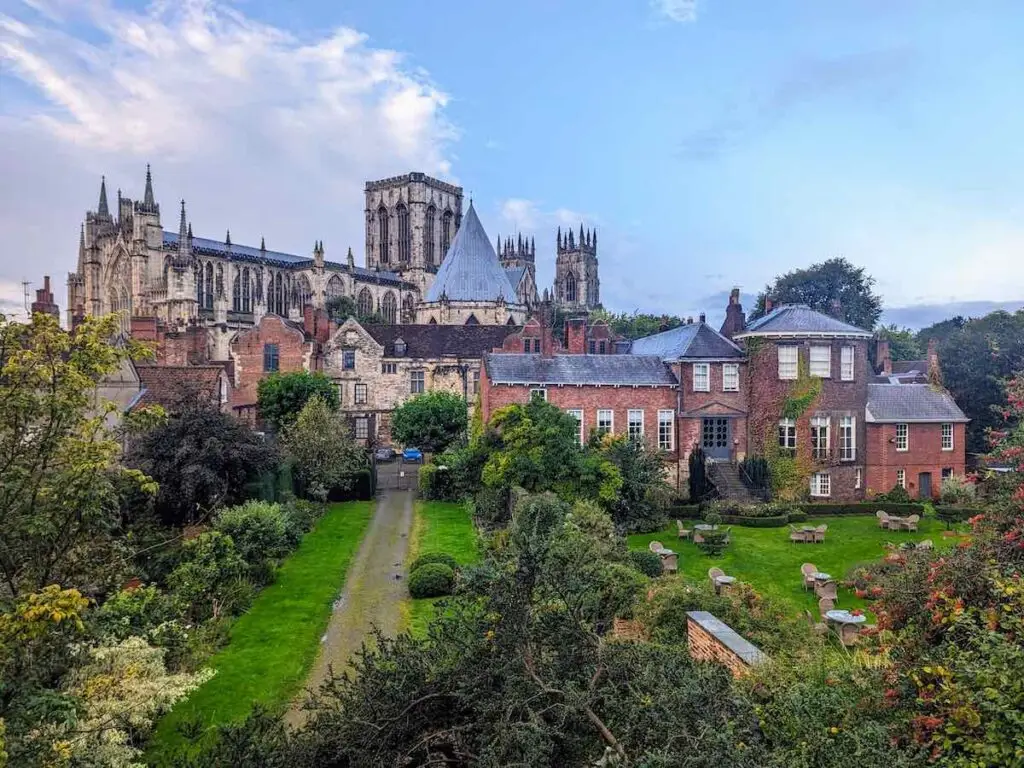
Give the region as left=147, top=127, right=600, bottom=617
left=149, top=501, right=373, bottom=761
left=628, top=515, right=961, bottom=615
left=405, top=501, right=478, bottom=637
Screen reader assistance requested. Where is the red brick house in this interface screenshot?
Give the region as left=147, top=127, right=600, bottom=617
left=864, top=384, right=969, bottom=499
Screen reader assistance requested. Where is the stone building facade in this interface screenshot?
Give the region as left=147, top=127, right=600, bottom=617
left=554, top=226, right=600, bottom=309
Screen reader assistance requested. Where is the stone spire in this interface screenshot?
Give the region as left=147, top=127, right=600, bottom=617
left=225, top=229, right=232, bottom=247
left=143, top=164, right=155, bottom=208
left=98, top=176, right=110, bottom=218
left=346, top=246, right=355, bottom=268
left=172, top=200, right=191, bottom=268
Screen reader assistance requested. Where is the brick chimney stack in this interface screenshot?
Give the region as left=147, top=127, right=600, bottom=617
left=927, top=338, right=941, bottom=384
left=764, top=297, right=774, bottom=314
left=31, top=275, right=60, bottom=319
left=720, top=287, right=746, bottom=340
left=566, top=314, right=587, bottom=354
left=876, top=338, right=892, bottom=375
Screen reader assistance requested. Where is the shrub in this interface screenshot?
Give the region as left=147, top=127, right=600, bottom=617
left=281, top=498, right=322, bottom=538
left=703, top=511, right=723, bottom=526
left=408, top=563, right=455, bottom=598
left=697, top=530, right=730, bottom=557
left=718, top=514, right=788, bottom=528
left=95, top=585, right=176, bottom=641
left=167, top=531, right=251, bottom=621
left=874, top=484, right=912, bottom=503
left=628, top=550, right=663, bottom=578
left=939, top=474, right=977, bottom=505
left=787, top=510, right=808, bottom=523
left=410, top=551, right=459, bottom=573
left=214, top=501, right=293, bottom=570
left=419, top=462, right=459, bottom=501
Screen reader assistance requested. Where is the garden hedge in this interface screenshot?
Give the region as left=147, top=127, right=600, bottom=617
left=408, top=563, right=456, bottom=598
left=718, top=514, right=790, bottom=528
left=410, top=551, right=459, bottom=573
left=628, top=550, right=664, bottom=578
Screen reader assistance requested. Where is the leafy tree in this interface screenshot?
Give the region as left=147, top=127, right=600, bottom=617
left=257, top=371, right=339, bottom=432
left=325, top=295, right=386, bottom=325
left=214, top=501, right=296, bottom=578
left=127, top=397, right=279, bottom=526
left=284, top=396, right=366, bottom=498
left=593, top=434, right=671, bottom=533
left=875, top=324, right=923, bottom=363
left=391, top=391, right=468, bottom=453
left=751, top=257, right=883, bottom=330
left=589, top=309, right=684, bottom=341
left=0, top=312, right=157, bottom=600
left=167, top=531, right=251, bottom=621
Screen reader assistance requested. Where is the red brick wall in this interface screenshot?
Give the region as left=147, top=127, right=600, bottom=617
left=686, top=618, right=756, bottom=678
left=674, top=361, right=748, bottom=463
left=865, top=422, right=966, bottom=499
left=229, top=315, right=312, bottom=408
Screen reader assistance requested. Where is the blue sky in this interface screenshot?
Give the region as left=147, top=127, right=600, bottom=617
left=2, top=0, right=1023, bottom=326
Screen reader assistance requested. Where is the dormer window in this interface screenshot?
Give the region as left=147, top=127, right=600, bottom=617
left=394, top=338, right=407, bottom=356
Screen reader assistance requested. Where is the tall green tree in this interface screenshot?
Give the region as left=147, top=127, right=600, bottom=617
left=752, top=257, right=883, bottom=330
left=0, top=312, right=157, bottom=600
left=284, top=395, right=366, bottom=498
left=257, top=371, right=338, bottom=432
left=325, top=295, right=386, bottom=325
left=391, top=391, right=468, bottom=453
left=588, top=309, right=684, bottom=340
left=875, top=324, right=923, bottom=362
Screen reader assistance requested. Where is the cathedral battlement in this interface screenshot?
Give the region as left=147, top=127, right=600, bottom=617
left=364, top=171, right=462, bottom=196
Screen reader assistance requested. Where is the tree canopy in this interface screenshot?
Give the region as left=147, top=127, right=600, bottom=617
left=284, top=395, right=366, bottom=498
left=752, top=257, right=883, bottom=331
left=391, top=391, right=468, bottom=453
left=325, top=295, right=386, bottom=325
left=588, top=309, right=684, bottom=341
left=875, top=324, right=923, bottom=363
left=257, top=371, right=338, bottom=432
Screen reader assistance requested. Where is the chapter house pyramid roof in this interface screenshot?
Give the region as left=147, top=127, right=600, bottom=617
left=425, top=201, right=518, bottom=303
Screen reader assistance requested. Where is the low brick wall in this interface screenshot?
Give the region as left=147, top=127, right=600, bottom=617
left=686, top=611, right=766, bottom=678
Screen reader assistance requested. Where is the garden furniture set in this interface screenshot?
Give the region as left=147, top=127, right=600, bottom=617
left=789, top=524, right=827, bottom=543
left=876, top=511, right=920, bottom=531
left=648, top=541, right=679, bottom=575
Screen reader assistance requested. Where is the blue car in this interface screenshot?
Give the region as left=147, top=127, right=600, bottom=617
left=402, top=447, right=423, bottom=463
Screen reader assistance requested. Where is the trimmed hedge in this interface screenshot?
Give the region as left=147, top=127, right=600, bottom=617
left=796, top=502, right=924, bottom=516
left=408, top=563, right=455, bottom=598
left=628, top=550, right=664, bottom=578
left=719, top=514, right=789, bottom=528
left=410, top=551, right=459, bottom=573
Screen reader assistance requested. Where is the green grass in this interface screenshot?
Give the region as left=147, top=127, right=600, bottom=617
left=628, top=515, right=961, bottom=615
left=149, top=501, right=374, bottom=761
left=404, top=501, right=479, bottom=637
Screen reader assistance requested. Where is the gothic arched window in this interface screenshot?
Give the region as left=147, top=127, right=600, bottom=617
left=109, top=287, right=131, bottom=332
left=381, top=291, right=397, bottom=324
left=326, top=275, right=344, bottom=301
left=274, top=273, right=284, bottom=315
left=396, top=204, right=410, bottom=263
left=357, top=288, right=374, bottom=319
left=402, top=293, right=415, bottom=321
left=204, top=262, right=214, bottom=309
left=267, top=273, right=275, bottom=314
left=565, top=272, right=577, bottom=304
left=242, top=268, right=251, bottom=312
left=424, top=205, right=436, bottom=265
left=441, top=209, right=453, bottom=256
left=192, top=260, right=200, bottom=304
left=378, top=205, right=390, bottom=264
left=215, top=264, right=224, bottom=298
left=232, top=272, right=241, bottom=312
left=297, top=275, right=313, bottom=308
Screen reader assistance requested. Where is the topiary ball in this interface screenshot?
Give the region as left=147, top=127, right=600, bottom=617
left=410, top=551, right=459, bottom=573
left=408, top=563, right=456, bottom=598
left=628, top=550, right=664, bottom=578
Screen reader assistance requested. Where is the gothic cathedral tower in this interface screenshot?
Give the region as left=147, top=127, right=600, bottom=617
left=364, top=173, right=463, bottom=307
left=554, top=225, right=600, bottom=309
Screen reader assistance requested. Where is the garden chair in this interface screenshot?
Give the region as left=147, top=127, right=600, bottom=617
left=906, top=514, right=920, bottom=532
left=660, top=552, right=679, bottom=575
left=838, top=623, right=860, bottom=647
left=649, top=540, right=665, bottom=554
left=801, top=563, right=818, bottom=591
left=789, top=524, right=808, bottom=543
left=916, top=539, right=933, bottom=550
left=707, top=567, right=725, bottom=593
left=876, top=510, right=890, bottom=529
left=804, top=610, right=828, bottom=637
left=814, top=580, right=838, bottom=602
left=676, top=520, right=692, bottom=540
left=818, top=597, right=835, bottom=618
left=813, top=524, right=828, bottom=543
left=722, top=526, right=733, bottom=545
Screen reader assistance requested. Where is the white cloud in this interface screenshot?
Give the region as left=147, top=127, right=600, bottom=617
left=0, top=0, right=456, bottom=291
left=651, top=0, right=698, bottom=23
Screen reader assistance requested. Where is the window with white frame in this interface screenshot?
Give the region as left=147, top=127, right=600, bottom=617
left=895, top=423, right=908, bottom=451
left=811, top=416, right=830, bottom=460
left=839, top=416, right=855, bottom=461
left=567, top=409, right=584, bottom=445
left=410, top=370, right=425, bottom=394
left=658, top=410, right=674, bottom=451
left=855, top=467, right=862, bottom=489
left=627, top=409, right=644, bottom=440
left=810, top=472, right=831, bottom=497
left=896, top=468, right=906, bottom=489
left=354, top=417, right=369, bottom=440
left=722, top=363, right=739, bottom=392
left=941, top=423, right=953, bottom=451
left=778, top=346, right=798, bottom=380
left=809, top=345, right=831, bottom=378
left=778, top=418, right=796, bottom=451
left=381, top=362, right=397, bottom=374
left=840, top=346, right=855, bottom=381
left=597, top=409, right=613, bottom=435
left=529, top=388, right=547, bottom=402
left=693, top=363, right=710, bottom=392
left=354, top=383, right=367, bottom=404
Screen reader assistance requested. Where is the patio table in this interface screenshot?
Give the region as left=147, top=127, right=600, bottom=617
left=694, top=524, right=719, bottom=532
left=813, top=572, right=831, bottom=581
left=886, top=516, right=906, bottom=530
left=825, top=609, right=866, bottom=626
left=714, top=575, right=736, bottom=585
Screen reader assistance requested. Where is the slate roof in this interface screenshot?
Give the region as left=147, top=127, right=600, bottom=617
left=504, top=265, right=527, bottom=291
left=735, top=304, right=872, bottom=339
left=162, top=232, right=410, bottom=287
left=134, top=365, right=226, bottom=410
left=424, top=203, right=519, bottom=303
left=629, top=322, right=744, bottom=360
left=364, top=324, right=520, bottom=358
left=485, top=353, right=678, bottom=387
left=865, top=384, right=969, bottom=423
left=873, top=360, right=930, bottom=385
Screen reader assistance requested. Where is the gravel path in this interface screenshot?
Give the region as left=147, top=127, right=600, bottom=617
left=285, top=489, right=413, bottom=728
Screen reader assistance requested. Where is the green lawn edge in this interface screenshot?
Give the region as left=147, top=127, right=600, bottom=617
left=148, top=500, right=374, bottom=761
left=628, top=514, right=959, bottom=615
left=404, top=501, right=478, bottom=638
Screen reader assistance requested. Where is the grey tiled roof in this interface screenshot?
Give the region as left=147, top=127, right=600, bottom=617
left=424, top=203, right=518, bottom=303
left=735, top=304, right=872, bottom=338
left=629, top=322, right=744, bottom=360
left=485, top=353, right=677, bottom=387
left=504, top=265, right=527, bottom=290
left=162, top=232, right=410, bottom=286
left=866, top=384, right=969, bottom=423
left=364, top=324, right=520, bottom=358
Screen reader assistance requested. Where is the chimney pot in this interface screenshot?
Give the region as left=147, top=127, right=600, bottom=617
left=699, top=312, right=706, bottom=324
